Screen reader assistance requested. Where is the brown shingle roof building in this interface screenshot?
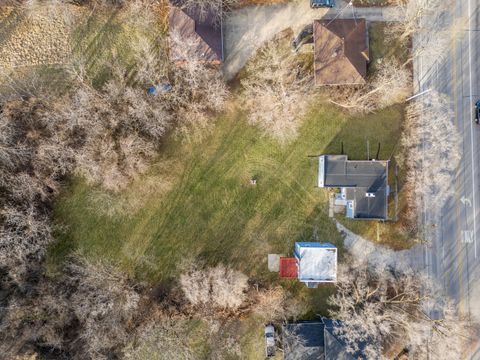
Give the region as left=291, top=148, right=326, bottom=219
left=313, top=18, right=369, bottom=86
left=168, top=3, right=224, bottom=64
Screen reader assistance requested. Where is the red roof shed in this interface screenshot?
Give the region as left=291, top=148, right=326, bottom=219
left=279, top=257, right=298, bottom=279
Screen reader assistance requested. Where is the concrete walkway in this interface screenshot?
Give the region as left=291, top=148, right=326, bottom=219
left=222, top=0, right=402, bottom=79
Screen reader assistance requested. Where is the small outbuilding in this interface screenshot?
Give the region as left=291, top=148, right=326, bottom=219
left=294, top=242, right=337, bottom=288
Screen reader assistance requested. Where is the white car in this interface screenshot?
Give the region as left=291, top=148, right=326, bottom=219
left=265, top=324, right=275, bottom=357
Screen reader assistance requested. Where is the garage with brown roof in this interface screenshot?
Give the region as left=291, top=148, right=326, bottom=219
left=313, top=18, right=369, bottom=86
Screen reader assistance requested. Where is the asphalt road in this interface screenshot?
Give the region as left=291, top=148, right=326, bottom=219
left=415, top=0, right=480, bottom=357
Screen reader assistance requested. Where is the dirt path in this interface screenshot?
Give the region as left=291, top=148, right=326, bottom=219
left=222, top=1, right=403, bottom=80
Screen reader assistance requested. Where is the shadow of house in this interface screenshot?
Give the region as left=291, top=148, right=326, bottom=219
left=168, top=1, right=224, bottom=64
left=313, top=18, right=369, bottom=86
left=283, top=318, right=367, bottom=360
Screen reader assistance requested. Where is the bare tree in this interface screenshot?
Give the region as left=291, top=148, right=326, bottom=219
left=179, top=0, right=239, bottom=26
left=330, top=59, right=411, bottom=114
left=403, top=29, right=450, bottom=69
left=65, top=257, right=140, bottom=358
left=328, top=257, right=473, bottom=359
left=168, top=30, right=229, bottom=141
left=180, top=265, right=249, bottom=310
left=252, top=286, right=302, bottom=321
left=391, top=0, right=447, bottom=42
left=399, top=91, right=461, bottom=228
left=0, top=256, right=140, bottom=360
left=241, top=31, right=313, bottom=141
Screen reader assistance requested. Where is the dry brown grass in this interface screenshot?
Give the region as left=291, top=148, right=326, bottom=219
left=352, top=0, right=396, bottom=6
left=234, top=0, right=289, bottom=8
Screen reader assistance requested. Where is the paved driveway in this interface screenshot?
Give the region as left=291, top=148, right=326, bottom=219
left=222, top=0, right=402, bottom=79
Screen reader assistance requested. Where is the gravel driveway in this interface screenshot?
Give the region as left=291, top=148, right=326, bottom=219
left=222, top=1, right=402, bottom=79
left=222, top=0, right=327, bottom=79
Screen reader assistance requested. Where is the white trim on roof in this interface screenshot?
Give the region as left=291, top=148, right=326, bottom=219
left=318, top=156, right=325, bottom=187
left=295, top=242, right=337, bottom=283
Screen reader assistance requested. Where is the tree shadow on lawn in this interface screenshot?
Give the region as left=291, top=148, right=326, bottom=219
left=323, top=104, right=404, bottom=161
left=130, top=110, right=347, bottom=283
left=49, top=103, right=354, bottom=284
left=71, top=8, right=166, bottom=89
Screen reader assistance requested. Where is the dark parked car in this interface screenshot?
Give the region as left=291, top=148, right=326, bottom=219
left=475, top=100, right=480, bottom=124
left=310, top=0, right=335, bottom=8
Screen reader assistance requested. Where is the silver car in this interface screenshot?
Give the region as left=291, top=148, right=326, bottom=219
left=265, top=324, right=276, bottom=357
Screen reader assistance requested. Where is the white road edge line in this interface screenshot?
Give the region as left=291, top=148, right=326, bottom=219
left=467, top=0, right=477, bottom=258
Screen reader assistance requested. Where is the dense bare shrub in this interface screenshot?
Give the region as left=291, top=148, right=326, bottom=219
left=330, top=59, right=411, bottom=114
left=329, top=258, right=472, bottom=359
left=252, top=286, right=302, bottom=321
left=390, top=0, right=447, bottom=42
left=66, top=258, right=140, bottom=358
left=124, top=319, right=196, bottom=360
left=180, top=265, right=248, bottom=310
left=0, top=205, right=51, bottom=281
left=241, top=32, right=313, bottom=141
left=0, top=99, right=73, bottom=281
left=180, top=0, right=239, bottom=25
left=62, top=68, right=172, bottom=191
left=0, top=256, right=140, bottom=360
left=399, top=91, right=461, bottom=227
left=168, top=30, right=229, bottom=140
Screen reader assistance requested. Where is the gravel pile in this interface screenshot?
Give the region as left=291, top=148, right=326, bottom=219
left=0, top=7, right=72, bottom=68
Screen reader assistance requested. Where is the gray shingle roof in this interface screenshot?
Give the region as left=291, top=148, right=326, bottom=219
left=318, top=155, right=389, bottom=220
left=283, top=319, right=366, bottom=360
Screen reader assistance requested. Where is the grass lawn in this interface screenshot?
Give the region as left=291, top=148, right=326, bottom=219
left=0, top=4, right=167, bottom=98
left=48, top=96, right=406, bottom=284
left=49, top=101, right=345, bottom=282
left=368, top=21, right=410, bottom=75
left=48, top=99, right=405, bottom=358
left=71, top=5, right=168, bottom=88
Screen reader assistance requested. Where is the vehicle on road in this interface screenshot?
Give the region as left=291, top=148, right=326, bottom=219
left=310, top=0, right=335, bottom=8
left=265, top=324, right=276, bottom=357
left=475, top=100, right=480, bottom=124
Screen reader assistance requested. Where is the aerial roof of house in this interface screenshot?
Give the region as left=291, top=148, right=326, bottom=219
left=294, top=242, right=337, bottom=284
left=313, top=18, right=369, bottom=86
left=284, top=321, right=325, bottom=360
left=318, top=155, right=389, bottom=220
left=168, top=1, right=223, bottom=63
left=283, top=318, right=367, bottom=360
